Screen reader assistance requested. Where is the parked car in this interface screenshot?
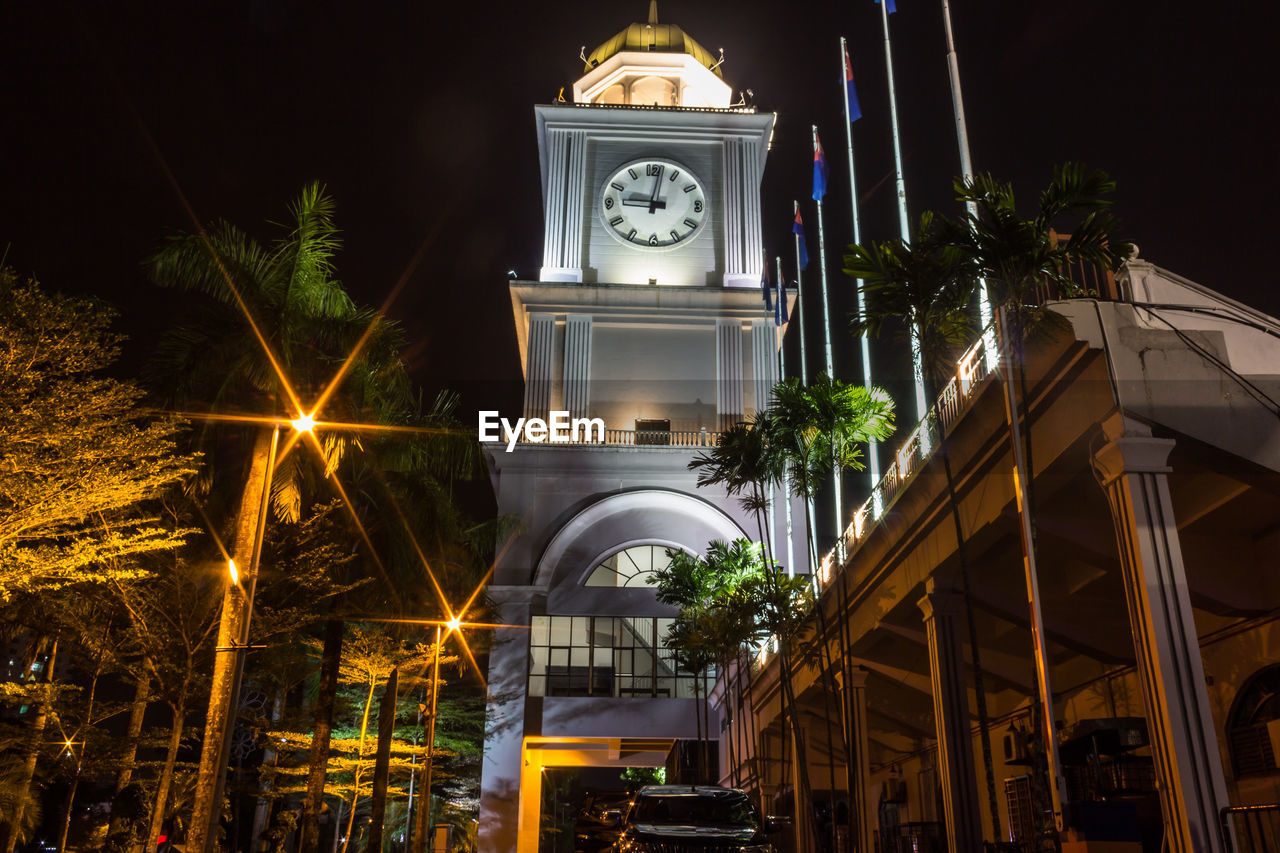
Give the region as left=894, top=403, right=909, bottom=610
left=575, top=791, right=633, bottom=853
left=608, top=785, right=777, bottom=852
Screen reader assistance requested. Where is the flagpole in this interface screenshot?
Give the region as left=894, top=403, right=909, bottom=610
left=792, top=201, right=810, bottom=386
left=940, top=0, right=998, bottom=373
left=841, top=36, right=881, bottom=501
left=878, top=0, right=929, bottom=431
left=793, top=201, right=816, bottom=572
left=811, top=124, right=843, bottom=561
left=776, top=255, right=797, bottom=579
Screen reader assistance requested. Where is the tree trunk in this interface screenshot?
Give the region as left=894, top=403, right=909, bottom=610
left=364, top=668, right=398, bottom=853
left=340, top=677, right=378, bottom=853
left=148, top=697, right=187, bottom=853
left=188, top=427, right=276, bottom=853
left=58, top=654, right=104, bottom=853
left=938, top=440, right=1002, bottom=841
left=249, top=691, right=285, bottom=853
left=116, top=669, right=151, bottom=794
left=299, top=617, right=345, bottom=853
left=1, top=638, right=57, bottom=853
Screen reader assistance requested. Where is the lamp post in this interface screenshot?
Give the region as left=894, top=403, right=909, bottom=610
left=411, top=617, right=461, bottom=853
left=191, top=413, right=316, bottom=853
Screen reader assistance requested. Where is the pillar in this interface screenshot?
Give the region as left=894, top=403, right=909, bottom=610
left=844, top=666, right=874, bottom=853
left=918, top=580, right=983, bottom=853
left=522, top=313, right=555, bottom=421
left=563, top=314, right=592, bottom=419
left=539, top=129, right=585, bottom=282
left=1090, top=414, right=1229, bottom=853
left=716, top=319, right=743, bottom=430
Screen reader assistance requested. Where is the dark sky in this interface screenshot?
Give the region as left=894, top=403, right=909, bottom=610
left=3, top=0, right=1276, bottom=425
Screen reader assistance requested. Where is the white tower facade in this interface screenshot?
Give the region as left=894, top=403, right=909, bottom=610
left=478, top=9, right=803, bottom=851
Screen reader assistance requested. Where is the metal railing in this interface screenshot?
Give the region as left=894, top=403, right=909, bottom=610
left=1221, top=803, right=1280, bottom=852
left=818, top=319, right=1002, bottom=579
left=516, top=427, right=720, bottom=448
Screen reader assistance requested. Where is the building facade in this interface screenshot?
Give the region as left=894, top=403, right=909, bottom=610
left=477, top=8, right=804, bottom=852
left=713, top=260, right=1280, bottom=853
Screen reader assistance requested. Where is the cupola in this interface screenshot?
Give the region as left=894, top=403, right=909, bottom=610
left=573, top=2, right=734, bottom=109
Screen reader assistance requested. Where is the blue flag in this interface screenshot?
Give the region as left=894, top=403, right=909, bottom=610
left=775, top=276, right=789, bottom=326
left=792, top=210, right=810, bottom=270
left=812, top=133, right=828, bottom=201
left=761, top=263, right=773, bottom=313
left=844, top=51, right=863, bottom=122
left=875, top=0, right=897, bottom=12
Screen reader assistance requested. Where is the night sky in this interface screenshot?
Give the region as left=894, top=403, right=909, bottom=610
left=3, top=0, right=1275, bottom=433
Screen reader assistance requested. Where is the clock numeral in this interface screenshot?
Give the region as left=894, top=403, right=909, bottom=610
left=628, top=168, right=639, bottom=180
left=610, top=182, right=625, bottom=191
left=609, top=216, right=624, bottom=226
left=648, top=233, right=659, bottom=246
left=683, top=184, right=696, bottom=193
left=646, top=163, right=663, bottom=177
left=604, top=197, right=614, bottom=210
left=693, top=200, right=703, bottom=213
left=670, top=230, right=681, bottom=243
left=627, top=228, right=637, bottom=241
left=668, top=169, right=680, bottom=182
left=684, top=218, right=699, bottom=229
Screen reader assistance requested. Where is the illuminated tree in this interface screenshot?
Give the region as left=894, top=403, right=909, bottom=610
left=0, top=269, right=196, bottom=601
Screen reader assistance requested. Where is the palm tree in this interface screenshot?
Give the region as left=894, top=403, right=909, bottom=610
left=950, top=164, right=1130, bottom=839
left=953, top=164, right=1130, bottom=530
left=146, top=182, right=405, bottom=853
left=845, top=214, right=1003, bottom=838
left=769, top=373, right=893, bottom=851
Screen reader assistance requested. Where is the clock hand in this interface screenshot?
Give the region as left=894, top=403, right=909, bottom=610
left=622, top=196, right=666, bottom=209
left=647, top=167, right=664, bottom=214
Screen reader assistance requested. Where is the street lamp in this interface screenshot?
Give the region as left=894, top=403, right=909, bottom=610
left=411, top=617, right=467, bottom=853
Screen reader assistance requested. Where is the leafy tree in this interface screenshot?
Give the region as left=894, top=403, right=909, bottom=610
left=0, top=269, right=197, bottom=601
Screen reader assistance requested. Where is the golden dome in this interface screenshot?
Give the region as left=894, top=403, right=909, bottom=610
left=582, top=3, right=723, bottom=78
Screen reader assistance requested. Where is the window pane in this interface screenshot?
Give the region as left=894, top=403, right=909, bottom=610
left=531, top=616, right=549, bottom=647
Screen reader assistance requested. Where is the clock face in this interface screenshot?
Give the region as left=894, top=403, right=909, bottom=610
left=600, top=158, right=708, bottom=249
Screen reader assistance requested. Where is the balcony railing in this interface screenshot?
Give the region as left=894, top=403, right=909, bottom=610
left=516, top=427, right=721, bottom=448
left=816, top=319, right=1002, bottom=586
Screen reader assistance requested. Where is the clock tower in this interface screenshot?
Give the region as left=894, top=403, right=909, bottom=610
left=478, top=7, right=802, bottom=851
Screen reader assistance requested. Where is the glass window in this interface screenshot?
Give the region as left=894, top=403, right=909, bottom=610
left=585, top=545, right=677, bottom=588
left=527, top=614, right=714, bottom=699
left=1229, top=664, right=1280, bottom=777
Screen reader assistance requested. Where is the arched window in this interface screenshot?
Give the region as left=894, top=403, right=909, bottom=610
left=585, top=544, right=676, bottom=588
left=1229, top=664, right=1280, bottom=777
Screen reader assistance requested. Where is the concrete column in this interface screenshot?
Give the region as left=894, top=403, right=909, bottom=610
left=716, top=319, right=744, bottom=430
left=722, top=138, right=744, bottom=284
left=1090, top=415, right=1229, bottom=853
left=522, top=313, right=555, bottom=420
left=477, top=590, right=538, bottom=853
left=563, top=314, right=592, bottom=419
left=539, top=129, right=585, bottom=282
left=750, top=319, right=777, bottom=418
left=844, top=666, right=874, bottom=853
left=918, top=580, right=983, bottom=853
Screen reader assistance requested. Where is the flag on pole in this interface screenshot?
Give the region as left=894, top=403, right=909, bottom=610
left=875, top=0, right=898, bottom=12
left=775, top=275, right=789, bottom=326
left=792, top=210, right=810, bottom=270
left=844, top=49, right=863, bottom=122
left=761, top=262, right=773, bottom=312
left=812, top=133, right=828, bottom=201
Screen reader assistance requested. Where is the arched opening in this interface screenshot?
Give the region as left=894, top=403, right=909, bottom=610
left=595, top=82, right=625, bottom=104
left=1228, top=663, right=1280, bottom=778
left=630, top=75, right=676, bottom=106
